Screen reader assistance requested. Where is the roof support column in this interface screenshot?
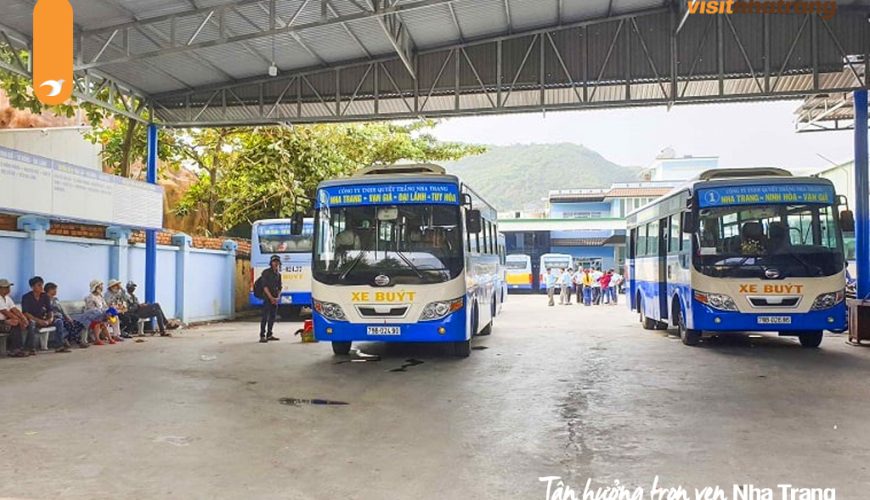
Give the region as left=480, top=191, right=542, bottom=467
left=145, top=124, right=159, bottom=306
left=854, top=89, right=869, bottom=300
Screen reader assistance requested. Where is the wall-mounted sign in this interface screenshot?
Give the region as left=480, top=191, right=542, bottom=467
left=0, top=145, right=163, bottom=229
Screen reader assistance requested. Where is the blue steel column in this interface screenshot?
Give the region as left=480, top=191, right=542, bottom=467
left=855, top=89, right=869, bottom=300
left=145, top=124, right=158, bottom=304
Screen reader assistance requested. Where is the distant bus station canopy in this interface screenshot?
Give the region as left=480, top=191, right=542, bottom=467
left=1, top=0, right=869, bottom=127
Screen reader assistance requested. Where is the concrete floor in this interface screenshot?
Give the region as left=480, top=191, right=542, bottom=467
left=2, top=295, right=870, bottom=499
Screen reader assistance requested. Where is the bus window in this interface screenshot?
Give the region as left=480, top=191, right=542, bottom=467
left=648, top=220, right=660, bottom=256
left=669, top=215, right=681, bottom=254
left=637, top=225, right=648, bottom=257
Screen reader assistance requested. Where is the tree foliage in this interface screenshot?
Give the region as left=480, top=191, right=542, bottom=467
left=175, top=122, right=484, bottom=235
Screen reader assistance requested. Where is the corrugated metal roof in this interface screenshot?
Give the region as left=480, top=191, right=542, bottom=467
left=552, top=237, right=609, bottom=247
left=2, top=0, right=866, bottom=125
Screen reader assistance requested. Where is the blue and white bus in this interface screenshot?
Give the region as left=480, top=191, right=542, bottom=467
left=250, top=218, right=314, bottom=315
left=311, top=163, right=502, bottom=357
left=627, top=168, right=853, bottom=348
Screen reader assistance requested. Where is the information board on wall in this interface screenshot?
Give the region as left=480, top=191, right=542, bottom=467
left=0, top=145, right=163, bottom=229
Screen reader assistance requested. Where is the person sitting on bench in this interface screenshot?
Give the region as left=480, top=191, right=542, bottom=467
left=125, top=281, right=170, bottom=337
left=21, top=276, right=71, bottom=353
left=0, top=278, right=32, bottom=357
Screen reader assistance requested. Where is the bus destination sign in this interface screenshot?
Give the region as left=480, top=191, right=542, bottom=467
left=697, top=184, right=835, bottom=208
left=317, top=183, right=461, bottom=208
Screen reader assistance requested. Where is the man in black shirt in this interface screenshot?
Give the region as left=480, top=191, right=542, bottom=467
left=126, top=281, right=171, bottom=336
left=259, top=255, right=283, bottom=343
left=21, top=276, right=70, bottom=353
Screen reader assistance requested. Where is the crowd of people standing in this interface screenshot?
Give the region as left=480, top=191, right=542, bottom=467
left=544, top=267, right=623, bottom=307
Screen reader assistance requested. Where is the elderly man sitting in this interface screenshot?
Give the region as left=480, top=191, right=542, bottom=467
left=0, top=278, right=33, bottom=357
left=125, top=281, right=171, bottom=336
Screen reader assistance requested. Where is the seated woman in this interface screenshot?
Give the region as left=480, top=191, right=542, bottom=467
left=83, top=280, right=115, bottom=345
left=105, top=279, right=131, bottom=340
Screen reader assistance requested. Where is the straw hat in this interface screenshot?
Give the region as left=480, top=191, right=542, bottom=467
left=89, top=279, right=104, bottom=292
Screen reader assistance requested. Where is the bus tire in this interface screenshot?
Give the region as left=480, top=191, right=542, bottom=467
left=639, top=298, right=656, bottom=331
left=677, top=307, right=701, bottom=346
left=798, top=331, right=823, bottom=348
left=331, top=341, right=352, bottom=355
left=454, top=340, right=471, bottom=358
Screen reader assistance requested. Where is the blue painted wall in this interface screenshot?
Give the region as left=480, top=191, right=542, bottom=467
left=129, top=245, right=178, bottom=319
left=0, top=232, right=25, bottom=298
left=0, top=228, right=235, bottom=322
left=41, top=238, right=112, bottom=303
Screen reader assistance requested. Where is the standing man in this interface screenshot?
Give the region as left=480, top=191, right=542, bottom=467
left=544, top=267, right=557, bottom=307
left=259, top=254, right=283, bottom=343
left=22, top=276, right=70, bottom=353
left=0, top=279, right=31, bottom=357
left=608, top=269, right=623, bottom=305
left=560, top=268, right=573, bottom=305
left=572, top=269, right=584, bottom=304
left=591, top=268, right=604, bottom=305
left=581, top=268, right=594, bottom=306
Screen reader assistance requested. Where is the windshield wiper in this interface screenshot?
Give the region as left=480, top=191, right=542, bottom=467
left=339, top=250, right=368, bottom=281
left=392, top=250, right=425, bottom=279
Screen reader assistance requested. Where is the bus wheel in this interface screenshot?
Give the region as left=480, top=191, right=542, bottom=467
left=331, top=341, right=352, bottom=355
left=798, top=331, right=823, bottom=348
left=454, top=340, right=471, bottom=358
left=677, top=308, right=701, bottom=346
left=639, top=299, right=656, bottom=331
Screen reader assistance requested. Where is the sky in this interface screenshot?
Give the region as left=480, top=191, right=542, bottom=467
left=431, top=100, right=855, bottom=173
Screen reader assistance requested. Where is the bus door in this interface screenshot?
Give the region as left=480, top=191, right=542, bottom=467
left=657, top=217, right=669, bottom=321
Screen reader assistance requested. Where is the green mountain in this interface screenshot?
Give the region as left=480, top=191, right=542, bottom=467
left=443, top=143, right=641, bottom=211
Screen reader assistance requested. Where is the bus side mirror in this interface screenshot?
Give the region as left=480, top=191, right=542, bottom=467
left=682, top=212, right=697, bottom=233
left=840, top=210, right=855, bottom=233
left=466, top=209, right=482, bottom=234
left=291, top=213, right=304, bottom=235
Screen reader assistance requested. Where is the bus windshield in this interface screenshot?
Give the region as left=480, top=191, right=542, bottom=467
left=314, top=205, right=463, bottom=285
left=505, top=259, right=528, bottom=270
left=257, top=223, right=313, bottom=254
left=695, top=203, right=844, bottom=279
left=542, top=258, right=571, bottom=270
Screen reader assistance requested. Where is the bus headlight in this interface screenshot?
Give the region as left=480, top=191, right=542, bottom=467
left=694, top=291, right=738, bottom=312
left=419, top=297, right=464, bottom=321
left=313, top=299, right=347, bottom=321
left=810, top=290, right=845, bottom=311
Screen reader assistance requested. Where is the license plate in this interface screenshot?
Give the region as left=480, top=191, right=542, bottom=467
left=280, top=296, right=293, bottom=304
left=758, top=316, right=792, bottom=325
left=366, top=326, right=401, bottom=336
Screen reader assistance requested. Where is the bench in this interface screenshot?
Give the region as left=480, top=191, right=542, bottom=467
left=61, top=300, right=149, bottom=337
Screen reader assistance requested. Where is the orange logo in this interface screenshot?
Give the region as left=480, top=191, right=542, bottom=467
left=33, top=0, right=74, bottom=105
left=687, top=0, right=838, bottom=20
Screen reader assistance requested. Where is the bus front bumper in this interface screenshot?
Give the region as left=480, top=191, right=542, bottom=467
left=691, top=302, right=847, bottom=332
left=313, top=307, right=468, bottom=343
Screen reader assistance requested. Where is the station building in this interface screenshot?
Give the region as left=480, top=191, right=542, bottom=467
left=499, top=152, right=719, bottom=286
